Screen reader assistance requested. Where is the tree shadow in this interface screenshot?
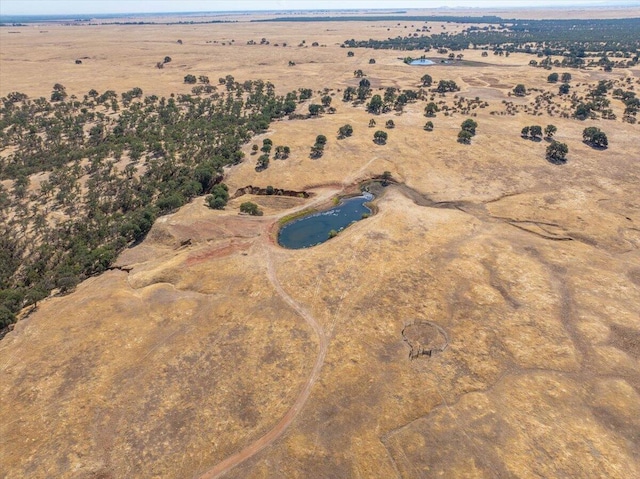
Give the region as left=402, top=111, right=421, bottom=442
left=583, top=140, right=608, bottom=150
left=546, top=156, right=567, bottom=165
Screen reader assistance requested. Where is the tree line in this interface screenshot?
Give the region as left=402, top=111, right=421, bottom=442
left=0, top=79, right=303, bottom=330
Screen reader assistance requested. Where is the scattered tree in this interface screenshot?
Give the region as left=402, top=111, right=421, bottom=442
left=424, top=121, right=434, bottom=131
left=274, top=145, right=291, bottom=159
left=256, top=154, right=270, bottom=170
left=530, top=125, right=543, bottom=140
left=583, top=127, right=608, bottom=148
left=373, top=130, right=388, bottom=145
left=461, top=119, right=478, bottom=135
left=184, top=74, right=197, bottom=84
left=240, top=202, right=263, bottom=216
left=338, top=124, right=353, bottom=138
left=385, top=119, right=395, bottom=129
left=436, top=80, right=459, bottom=93
left=308, top=104, right=323, bottom=116
left=559, top=83, right=570, bottom=95
left=424, top=102, right=439, bottom=117
left=206, top=183, right=229, bottom=210
left=342, top=86, right=356, bottom=102
left=367, top=94, right=384, bottom=114
left=546, top=141, right=569, bottom=164
left=513, top=84, right=527, bottom=96
left=547, top=73, right=559, bottom=83
left=457, top=130, right=473, bottom=144
left=261, top=138, right=273, bottom=153
left=574, top=103, right=592, bottom=120
left=421, top=74, right=433, bottom=87
left=544, top=124, right=557, bottom=139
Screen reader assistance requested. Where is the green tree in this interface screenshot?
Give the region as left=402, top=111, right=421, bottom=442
left=308, top=104, right=323, bottom=116
left=461, top=119, right=478, bottom=135
left=206, top=195, right=226, bottom=209
left=421, top=74, right=433, bottom=87
left=385, top=119, right=395, bottom=129
left=546, top=141, right=569, bottom=163
left=184, top=74, right=197, bottom=84
left=367, top=94, right=383, bottom=114
left=261, top=139, right=273, bottom=153
left=424, top=121, right=434, bottom=131
left=457, top=130, right=473, bottom=144
left=547, top=73, right=559, bottom=83
left=574, top=103, right=592, bottom=120
left=544, top=124, right=557, bottom=139
left=338, top=124, right=353, bottom=138
left=521, top=126, right=531, bottom=138
left=257, top=154, right=270, bottom=170
left=561, top=72, right=572, bottom=83
left=436, top=80, right=459, bottom=93
left=513, top=84, right=527, bottom=96
left=559, top=84, right=570, bottom=95
left=240, top=202, right=263, bottom=216
left=342, top=87, right=356, bottom=102
left=321, top=95, right=332, bottom=107
left=583, top=127, right=608, bottom=148
left=0, top=305, right=15, bottom=328
left=424, top=102, right=439, bottom=117
left=315, top=135, right=327, bottom=146
left=373, top=130, right=388, bottom=145
left=529, top=125, right=543, bottom=139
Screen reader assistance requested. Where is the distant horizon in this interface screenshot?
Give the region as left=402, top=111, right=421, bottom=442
left=2, top=0, right=640, bottom=17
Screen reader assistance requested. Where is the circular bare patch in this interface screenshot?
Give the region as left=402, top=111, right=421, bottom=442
left=402, top=321, right=449, bottom=360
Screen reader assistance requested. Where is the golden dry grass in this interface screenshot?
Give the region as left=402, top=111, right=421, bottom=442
left=1, top=9, right=639, bottom=479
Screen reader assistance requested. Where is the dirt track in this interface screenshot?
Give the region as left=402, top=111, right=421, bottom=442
left=198, top=227, right=329, bottom=479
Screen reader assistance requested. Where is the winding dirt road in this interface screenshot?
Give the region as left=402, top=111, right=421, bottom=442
left=198, top=238, right=328, bottom=479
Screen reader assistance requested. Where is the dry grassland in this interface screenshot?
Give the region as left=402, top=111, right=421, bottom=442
left=1, top=9, right=639, bottom=479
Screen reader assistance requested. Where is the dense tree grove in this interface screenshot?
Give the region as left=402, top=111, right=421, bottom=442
left=340, top=18, right=640, bottom=70
left=0, top=79, right=301, bottom=328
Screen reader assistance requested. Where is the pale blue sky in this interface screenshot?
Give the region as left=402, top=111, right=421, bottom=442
left=1, top=0, right=639, bottom=16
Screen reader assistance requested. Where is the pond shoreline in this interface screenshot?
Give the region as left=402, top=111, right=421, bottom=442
left=275, top=180, right=388, bottom=249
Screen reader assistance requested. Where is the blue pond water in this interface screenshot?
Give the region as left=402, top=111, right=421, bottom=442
left=278, top=193, right=374, bottom=249
left=410, top=58, right=435, bottom=65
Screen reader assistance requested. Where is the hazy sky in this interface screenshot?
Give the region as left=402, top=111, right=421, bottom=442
left=2, top=0, right=639, bottom=16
